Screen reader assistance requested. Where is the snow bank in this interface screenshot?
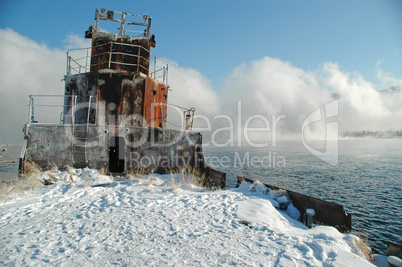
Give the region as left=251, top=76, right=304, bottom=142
left=0, top=169, right=372, bottom=266
left=373, top=254, right=402, bottom=267
left=236, top=181, right=302, bottom=221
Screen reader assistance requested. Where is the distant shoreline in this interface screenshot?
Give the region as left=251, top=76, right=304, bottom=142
left=341, top=130, right=402, bottom=138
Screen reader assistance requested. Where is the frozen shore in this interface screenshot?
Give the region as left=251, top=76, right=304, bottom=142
left=0, top=168, right=372, bottom=266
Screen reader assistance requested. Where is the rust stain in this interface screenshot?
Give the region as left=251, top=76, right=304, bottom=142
left=144, top=76, right=168, bottom=128
left=89, top=31, right=166, bottom=128
left=90, top=37, right=153, bottom=74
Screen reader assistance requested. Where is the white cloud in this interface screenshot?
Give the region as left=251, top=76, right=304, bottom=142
left=217, top=57, right=402, bottom=144
left=0, top=29, right=401, bottom=145
left=220, top=57, right=331, bottom=143
left=167, top=62, right=221, bottom=116
left=375, top=61, right=402, bottom=88
left=63, top=33, right=92, bottom=51
left=166, top=62, right=221, bottom=133
left=0, top=28, right=66, bottom=144
left=322, top=62, right=399, bottom=131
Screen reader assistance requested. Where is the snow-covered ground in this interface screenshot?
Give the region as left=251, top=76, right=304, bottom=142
left=0, top=168, right=373, bottom=266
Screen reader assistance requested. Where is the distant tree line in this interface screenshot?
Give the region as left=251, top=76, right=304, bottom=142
left=341, top=130, right=402, bottom=138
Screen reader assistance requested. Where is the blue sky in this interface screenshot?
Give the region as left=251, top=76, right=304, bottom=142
left=1, top=0, right=401, bottom=90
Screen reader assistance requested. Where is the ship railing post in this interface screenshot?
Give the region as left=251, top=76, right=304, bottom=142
left=71, top=95, right=77, bottom=165
left=59, top=111, right=63, bottom=124
left=163, top=67, right=167, bottom=85
left=72, top=95, right=77, bottom=132
left=146, top=53, right=150, bottom=75
left=165, top=62, right=168, bottom=85
left=28, top=95, right=34, bottom=123
left=137, top=45, right=141, bottom=73
left=119, top=12, right=126, bottom=36
left=86, top=96, right=92, bottom=133
left=66, top=51, right=70, bottom=76
left=94, top=9, right=99, bottom=32
left=85, top=47, right=89, bottom=72
left=84, top=95, right=92, bottom=163
left=70, top=95, right=74, bottom=165
left=153, top=56, right=156, bottom=79
left=108, top=43, right=113, bottom=70
left=74, top=95, right=77, bottom=122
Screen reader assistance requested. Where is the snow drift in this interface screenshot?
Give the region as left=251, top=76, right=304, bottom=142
left=0, top=169, right=372, bottom=266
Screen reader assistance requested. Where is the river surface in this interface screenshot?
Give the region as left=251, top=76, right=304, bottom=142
left=203, top=139, right=402, bottom=254
left=1, top=139, right=401, bottom=254
left=0, top=145, right=20, bottom=182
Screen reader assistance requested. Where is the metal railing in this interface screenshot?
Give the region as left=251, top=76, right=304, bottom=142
left=28, top=95, right=66, bottom=124
left=66, top=42, right=168, bottom=84
left=66, top=48, right=92, bottom=75
left=27, top=95, right=95, bottom=126
left=94, top=9, right=152, bottom=38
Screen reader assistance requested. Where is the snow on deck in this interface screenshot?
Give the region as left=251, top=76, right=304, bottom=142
left=0, top=169, right=372, bottom=266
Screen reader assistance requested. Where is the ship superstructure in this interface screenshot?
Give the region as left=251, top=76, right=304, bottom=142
left=20, top=9, right=225, bottom=188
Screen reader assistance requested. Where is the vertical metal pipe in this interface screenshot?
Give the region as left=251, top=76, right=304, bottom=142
left=190, top=109, right=194, bottom=130
left=165, top=65, right=168, bottom=85
left=119, top=12, right=126, bottom=36
left=72, top=95, right=77, bottom=132
left=66, top=52, right=70, bottom=76
left=160, top=102, right=164, bottom=129
left=84, top=96, right=92, bottom=163
left=85, top=47, right=89, bottom=72
left=137, top=45, right=140, bottom=73
left=86, top=96, right=92, bottom=132
left=108, top=43, right=112, bottom=70
left=94, top=9, right=99, bottom=32
left=147, top=17, right=152, bottom=38
left=28, top=95, right=33, bottom=123
left=154, top=56, right=156, bottom=79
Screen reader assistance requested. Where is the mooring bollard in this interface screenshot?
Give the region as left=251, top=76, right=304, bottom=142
left=304, top=208, right=315, bottom=228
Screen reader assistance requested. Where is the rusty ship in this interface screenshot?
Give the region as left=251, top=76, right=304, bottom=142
left=19, top=8, right=225, bottom=189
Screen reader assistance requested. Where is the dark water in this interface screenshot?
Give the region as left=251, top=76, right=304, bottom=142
left=0, top=145, right=20, bottom=182
left=204, top=139, right=402, bottom=254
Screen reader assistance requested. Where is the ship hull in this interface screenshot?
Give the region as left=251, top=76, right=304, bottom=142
left=20, top=124, right=225, bottom=189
